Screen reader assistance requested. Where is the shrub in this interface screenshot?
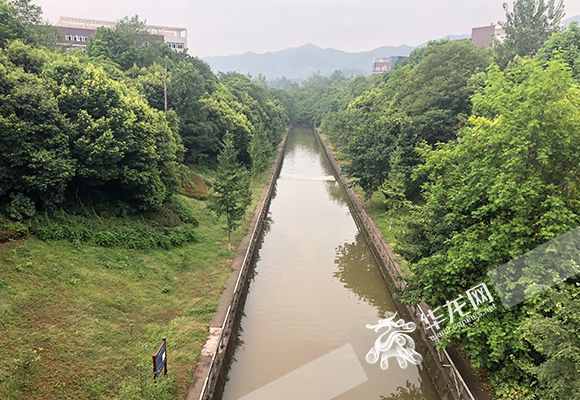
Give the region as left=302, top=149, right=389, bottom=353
left=0, top=217, right=29, bottom=242
left=5, top=193, right=35, bottom=221
left=31, top=201, right=198, bottom=250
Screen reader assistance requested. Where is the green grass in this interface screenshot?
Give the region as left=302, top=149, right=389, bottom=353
left=0, top=168, right=273, bottom=400
left=355, top=189, right=413, bottom=277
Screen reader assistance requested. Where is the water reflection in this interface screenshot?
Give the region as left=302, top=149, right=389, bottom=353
left=334, top=233, right=396, bottom=317
left=380, top=381, right=426, bottom=400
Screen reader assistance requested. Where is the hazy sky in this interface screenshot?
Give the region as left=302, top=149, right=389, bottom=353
left=37, top=0, right=580, bottom=57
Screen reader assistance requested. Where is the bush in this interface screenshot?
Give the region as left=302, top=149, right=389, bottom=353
left=0, top=217, right=29, bottom=242
left=6, top=193, right=35, bottom=221
left=32, top=202, right=198, bottom=250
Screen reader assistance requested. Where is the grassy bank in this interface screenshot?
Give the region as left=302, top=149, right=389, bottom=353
left=0, top=168, right=272, bottom=400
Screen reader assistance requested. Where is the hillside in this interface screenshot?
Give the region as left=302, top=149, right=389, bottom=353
left=564, top=14, right=580, bottom=26
left=203, top=43, right=414, bottom=81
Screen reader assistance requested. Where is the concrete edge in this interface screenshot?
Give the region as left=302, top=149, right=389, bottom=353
left=185, top=133, right=289, bottom=400
left=313, top=129, right=488, bottom=400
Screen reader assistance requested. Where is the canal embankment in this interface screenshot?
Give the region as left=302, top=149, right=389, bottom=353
left=187, top=133, right=289, bottom=400
left=314, top=128, right=489, bottom=400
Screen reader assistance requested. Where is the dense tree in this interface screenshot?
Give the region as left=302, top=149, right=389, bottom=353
left=405, top=58, right=579, bottom=299
left=87, top=19, right=287, bottom=167
left=47, top=58, right=183, bottom=210
left=249, top=128, right=273, bottom=174
left=288, top=72, right=375, bottom=127
left=537, top=22, right=580, bottom=79
left=403, top=58, right=579, bottom=399
left=389, top=40, right=492, bottom=145
left=208, top=132, right=251, bottom=246
left=0, top=43, right=184, bottom=212
left=318, top=40, right=491, bottom=198
left=87, top=16, right=173, bottom=70
left=0, top=48, right=74, bottom=210
left=497, top=0, right=565, bottom=65
left=198, top=84, right=253, bottom=164
left=342, top=105, right=410, bottom=197
left=0, top=0, right=26, bottom=46
left=0, top=0, right=56, bottom=47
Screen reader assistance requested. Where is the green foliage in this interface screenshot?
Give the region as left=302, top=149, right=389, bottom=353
left=0, top=216, right=29, bottom=241
left=208, top=132, right=252, bottom=243
left=87, top=16, right=173, bottom=70
left=537, top=22, right=580, bottom=79
left=283, top=20, right=580, bottom=399
left=288, top=71, right=375, bottom=127
left=130, top=63, right=168, bottom=111
left=32, top=198, right=198, bottom=250
left=0, top=42, right=184, bottom=213
left=197, top=83, right=253, bottom=164
left=6, top=0, right=42, bottom=27
left=403, top=58, right=579, bottom=399
left=496, top=0, right=566, bottom=65
left=47, top=58, right=184, bottom=210
left=519, top=285, right=580, bottom=399
left=5, top=193, right=35, bottom=221
left=249, top=128, right=274, bottom=174
left=0, top=0, right=26, bottom=46
left=379, top=148, right=411, bottom=211
left=344, top=111, right=408, bottom=196
left=387, top=40, right=492, bottom=145
left=220, top=72, right=289, bottom=163
left=0, top=3, right=288, bottom=399
left=0, top=0, right=55, bottom=47
left=0, top=48, right=75, bottom=208
left=168, top=58, right=220, bottom=163
left=319, top=40, right=491, bottom=198
left=406, top=58, right=579, bottom=299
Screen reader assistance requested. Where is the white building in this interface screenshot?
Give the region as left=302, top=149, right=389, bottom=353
left=56, top=16, right=188, bottom=52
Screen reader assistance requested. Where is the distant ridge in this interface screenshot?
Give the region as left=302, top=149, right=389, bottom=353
left=203, top=44, right=414, bottom=81
left=564, top=15, right=580, bottom=26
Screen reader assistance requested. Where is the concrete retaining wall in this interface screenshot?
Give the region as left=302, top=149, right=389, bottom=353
left=187, top=134, right=289, bottom=400
left=314, top=129, right=479, bottom=400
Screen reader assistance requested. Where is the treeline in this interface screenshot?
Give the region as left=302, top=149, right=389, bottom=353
left=286, top=1, right=579, bottom=399
left=0, top=1, right=288, bottom=240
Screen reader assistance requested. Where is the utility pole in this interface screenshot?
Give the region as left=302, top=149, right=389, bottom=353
left=164, top=56, right=168, bottom=112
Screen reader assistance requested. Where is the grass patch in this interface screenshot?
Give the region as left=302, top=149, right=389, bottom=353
left=177, top=165, right=211, bottom=200
left=31, top=196, right=199, bottom=250
left=0, top=162, right=275, bottom=399
left=354, top=188, right=413, bottom=277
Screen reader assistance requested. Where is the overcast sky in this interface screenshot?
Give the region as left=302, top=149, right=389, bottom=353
left=37, top=0, right=580, bottom=57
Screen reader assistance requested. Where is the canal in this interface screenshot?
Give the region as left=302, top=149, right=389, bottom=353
left=220, top=128, right=439, bottom=400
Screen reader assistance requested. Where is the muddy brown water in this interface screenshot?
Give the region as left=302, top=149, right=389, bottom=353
left=220, top=128, right=439, bottom=400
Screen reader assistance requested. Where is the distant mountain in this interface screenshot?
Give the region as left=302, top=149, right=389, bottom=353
left=203, top=44, right=414, bottom=81
left=442, top=33, right=470, bottom=41
left=564, top=15, right=580, bottom=26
